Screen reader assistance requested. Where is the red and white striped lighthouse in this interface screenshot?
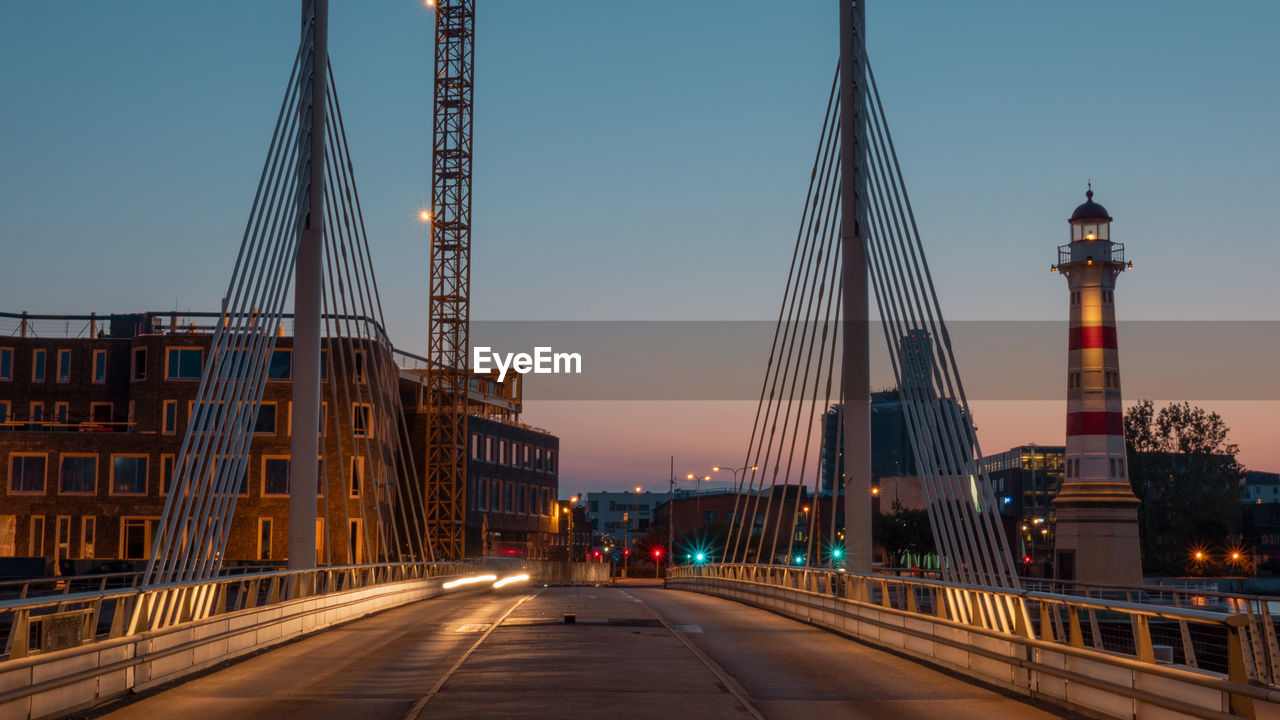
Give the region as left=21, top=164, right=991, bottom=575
left=1050, top=186, right=1142, bottom=585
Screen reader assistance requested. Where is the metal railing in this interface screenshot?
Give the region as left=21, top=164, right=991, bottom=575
left=0, top=561, right=468, bottom=661
left=670, top=563, right=1280, bottom=689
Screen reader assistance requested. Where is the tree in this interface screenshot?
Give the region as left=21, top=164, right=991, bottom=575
left=873, top=499, right=935, bottom=567
left=1124, top=400, right=1245, bottom=576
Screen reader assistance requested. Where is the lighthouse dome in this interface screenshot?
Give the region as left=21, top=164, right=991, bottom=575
left=1070, top=188, right=1112, bottom=222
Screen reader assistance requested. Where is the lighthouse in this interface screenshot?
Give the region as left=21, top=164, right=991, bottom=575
left=1050, top=187, right=1142, bottom=585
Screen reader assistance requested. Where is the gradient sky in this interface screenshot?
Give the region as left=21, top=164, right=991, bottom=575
left=2, top=1, right=1277, bottom=496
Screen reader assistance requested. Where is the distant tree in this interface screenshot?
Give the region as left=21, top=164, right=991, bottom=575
left=873, top=499, right=935, bottom=566
left=1125, top=400, right=1245, bottom=576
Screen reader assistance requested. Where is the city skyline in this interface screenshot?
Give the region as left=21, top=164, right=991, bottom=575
left=2, top=1, right=1277, bottom=490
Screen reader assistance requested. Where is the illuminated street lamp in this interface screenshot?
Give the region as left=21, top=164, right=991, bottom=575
left=687, top=473, right=711, bottom=534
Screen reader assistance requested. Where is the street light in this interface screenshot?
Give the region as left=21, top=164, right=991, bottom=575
left=687, top=473, right=711, bottom=535
left=624, top=486, right=642, bottom=579
left=562, top=495, right=579, bottom=561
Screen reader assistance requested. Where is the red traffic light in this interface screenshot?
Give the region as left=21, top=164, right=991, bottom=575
left=1022, top=556, right=1032, bottom=564
left=624, top=549, right=630, bottom=556
left=652, top=549, right=662, bottom=558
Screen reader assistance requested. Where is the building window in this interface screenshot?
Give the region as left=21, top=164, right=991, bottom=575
left=120, top=518, right=152, bottom=560
left=0, top=347, right=11, bottom=381
left=54, top=402, right=68, bottom=427
left=1117, top=459, right=1125, bottom=477
left=28, top=402, right=44, bottom=430
left=352, top=403, right=372, bottom=438
left=32, top=349, right=46, bottom=382
left=59, top=455, right=97, bottom=494
left=55, top=516, right=71, bottom=564
left=57, top=349, right=71, bottom=383
left=111, top=455, right=148, bottom=495
left=1109, top=458, right=1117, bottom=477
left=350, top=457, right=364, bottom=497
left=161, top=455, right=176, bottom=495
left=255, top=403, right=277, bottom=434
left=163, top=400, right=177, bottom=434
left=80, top=517, right=96, bottom=559
left=91, top=402, right=112, bottom=425
left=348, top=519, right=362, bottom=563
left=10, top=454, right=46, bottom=494
left=0, top=516, right=14, bottom=556
left=268, top=349, right=292, bottom=380
left=30, top=516, right=46, bottom=557
left=263, top=458, right=290, bottom=495
left=132, top=347, right=147, bottom=381
left=0, top=400, right=8, bottom=428
left=353, top=350, right=366, bottom=383
left=258, top=518, right=273, bottom=560
left=166, top=348, right=203, bottom=380
left=93, top=349, right=107, bottom=383
left=471, top=433, right=480, bottom=460
left=547, top=450, right=556, bottom=474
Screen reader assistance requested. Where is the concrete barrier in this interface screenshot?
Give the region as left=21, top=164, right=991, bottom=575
left=525, top=561, right=609, bottom=585
left=670, top=572, right=1280, bottom=720
left=0, top=574, right=461, bottom=720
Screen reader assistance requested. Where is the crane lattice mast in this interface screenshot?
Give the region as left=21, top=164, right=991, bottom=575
left=425, top=0, right=475, bottom=559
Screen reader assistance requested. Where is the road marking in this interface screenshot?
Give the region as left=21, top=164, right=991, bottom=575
left=454, top=623, right=491, bottom=633
left=402, top=593, right=533, bottom=720
left=627, top=592, right=766, bottom=720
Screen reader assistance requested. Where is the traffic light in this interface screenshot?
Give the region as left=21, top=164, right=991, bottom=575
left=653, top=548, right=663, bottom=559
left=624, top=549, right=630, bottom=556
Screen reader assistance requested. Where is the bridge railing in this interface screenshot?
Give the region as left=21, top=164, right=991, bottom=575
left=670, top=563, right=1280, bottom=717
left=0, top=561, right=467, bottom=661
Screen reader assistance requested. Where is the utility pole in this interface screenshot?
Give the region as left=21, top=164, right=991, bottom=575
left=839, top=0, right=871, bottom=574
left=290, top=0, right=326, bottom=571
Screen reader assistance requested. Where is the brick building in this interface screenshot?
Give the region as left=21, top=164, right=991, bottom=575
left=0, top=310, right=559, bottom=573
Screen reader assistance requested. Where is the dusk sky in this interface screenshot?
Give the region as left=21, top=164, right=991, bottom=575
left=2, top=1, right=1277, bottom=496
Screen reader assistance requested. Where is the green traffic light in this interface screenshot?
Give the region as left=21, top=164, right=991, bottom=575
left=832, top=548, right=843, bottom=558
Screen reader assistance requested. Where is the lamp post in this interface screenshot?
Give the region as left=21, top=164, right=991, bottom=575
left=687, top=473, right=711, bottom=538
left=562, top=494, right=578, bottom=561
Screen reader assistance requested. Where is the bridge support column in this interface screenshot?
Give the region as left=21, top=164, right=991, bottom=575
left=291, top=0, right=327, bottom=571
left=839, top=0, right=871, bottom=574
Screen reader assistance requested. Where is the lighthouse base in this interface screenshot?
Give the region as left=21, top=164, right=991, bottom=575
left=1052, top=481, right=1143, bottom=586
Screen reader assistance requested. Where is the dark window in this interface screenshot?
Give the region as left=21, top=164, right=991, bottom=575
left=112, top=456, right=147, bottom=494
left=162, top=456, right=175, bottom=494
left=92, top=403, right=112, bottom=424
left=268, top=350, right=292, bottom=380
left=0, top=348, right=11, bottom=380
left=11, top=455, right=46, bottom=493
left=264, top=459, right=290, bottom=495
left=33, top=349, right=46, bottom=382
left=167, top=348, right=203, bottom=380
left=163, top=401, right=177, bottom=434
left=254, top=404, right=277, bottom=434
left=59, top=456, right=97, bottom=494
left=132, top=347, right=147, bottom=381
left=57, top=349, right=71, bottom=383
left=93, top=350, right=107, bottom=383
left=353, top=404, right=370, bottom=437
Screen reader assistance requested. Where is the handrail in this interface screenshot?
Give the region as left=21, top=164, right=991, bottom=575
left=672, top=562, right=1280, bottom=688
left=0, top=561, right=473, bottom=661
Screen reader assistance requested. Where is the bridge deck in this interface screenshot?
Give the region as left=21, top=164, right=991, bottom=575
left=89, top=583, right=1065, bottom=720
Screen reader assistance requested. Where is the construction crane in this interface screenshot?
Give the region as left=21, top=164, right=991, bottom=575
left=425, top=0, right=474, bottom=559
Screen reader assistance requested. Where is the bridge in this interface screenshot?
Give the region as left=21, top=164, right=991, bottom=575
left=1, top=1, right=1276, bottom=719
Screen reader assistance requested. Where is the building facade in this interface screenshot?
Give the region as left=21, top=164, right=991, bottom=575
left=0, top=310, right=559, bottom=573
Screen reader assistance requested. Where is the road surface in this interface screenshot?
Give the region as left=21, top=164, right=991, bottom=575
left=90, top=582, right=1069, bottom=720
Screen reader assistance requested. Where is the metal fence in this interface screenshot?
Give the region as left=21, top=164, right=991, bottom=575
left=669, top=563, right=1280, bottom=690
left=0, top=561, right=467, bottom=661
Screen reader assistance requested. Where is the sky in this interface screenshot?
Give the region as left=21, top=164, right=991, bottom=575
left=2, top=1, right=1277, bottom=496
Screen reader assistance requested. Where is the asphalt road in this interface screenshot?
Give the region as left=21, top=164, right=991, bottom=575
left=89, top=582, right=1069, bottom=720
